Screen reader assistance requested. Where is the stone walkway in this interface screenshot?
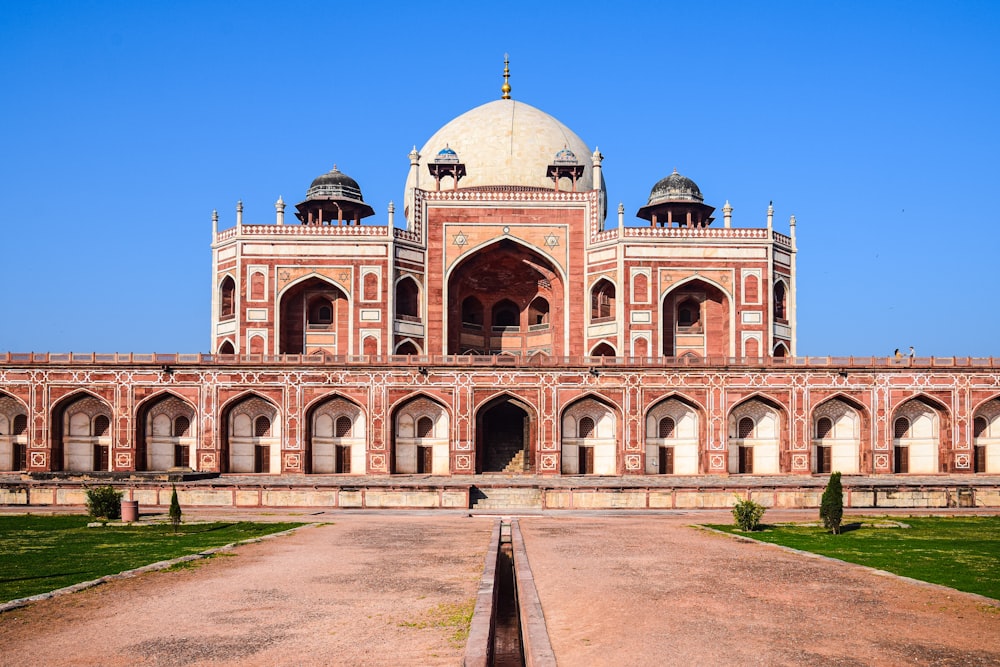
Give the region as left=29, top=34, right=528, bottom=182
left=0, top=509, right=998, bottom=666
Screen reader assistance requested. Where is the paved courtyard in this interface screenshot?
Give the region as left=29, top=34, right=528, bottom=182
left=0, top=509, right=998, bottom=666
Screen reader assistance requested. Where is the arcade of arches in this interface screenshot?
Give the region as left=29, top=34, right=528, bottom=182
left=3, top=385, right=997, bottom=476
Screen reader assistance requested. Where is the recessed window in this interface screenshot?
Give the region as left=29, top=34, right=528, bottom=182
left=894, top=418, right=910, bottom=439
left=591, top=280, right=615, bottom=322
left=816, top=417, right=833, bottom=439
left=492, top=300, right=519, bottom=329
left=94, top=415, right=111, bottom=437
left=974, top=417, right=988, bottom=439
left=417, top=416, right=434, bottom=438
left=396, top=278, right=420, bottom=319
left=174, top=416, right=191, bottom=437
left=462, top=296, right=484, bottom=327
left=335, top=416, right=352, bottom=438
left=658, top=417, right=675, bottom=439
left=12, top=414, right=27, bottom=436
left=579, top=417, right=595, bottom=438
left=738, top=417, right=754, bottom=439
left=220, top=277, right=236, bottom=319
left=254, top=416, right=272, bottom=438
left=774, top=282, right=787, bottom=321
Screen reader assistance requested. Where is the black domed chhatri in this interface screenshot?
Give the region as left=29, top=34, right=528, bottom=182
left=307, top=167, right=366, bottom=201
left=636, top=168, right=715, bottom=228
left=646, top=170, right=704, bottom=205
left=295, top=166, right=375, bottom=225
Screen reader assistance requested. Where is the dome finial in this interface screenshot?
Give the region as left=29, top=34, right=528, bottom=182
left=501, top=53, right=511, bottom=100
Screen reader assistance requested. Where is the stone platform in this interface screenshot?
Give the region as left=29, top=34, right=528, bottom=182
left=2, top=473, right=1000, bottom=511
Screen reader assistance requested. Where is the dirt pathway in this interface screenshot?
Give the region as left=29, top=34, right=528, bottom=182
left=0, top=515, right=493, bottom=666
left=519, top=514, right=1000, bottom=666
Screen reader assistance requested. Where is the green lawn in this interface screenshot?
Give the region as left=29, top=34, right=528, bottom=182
left=0, top=515, right=305, bottom=603
left=709, top=516, right=1000, bottom=600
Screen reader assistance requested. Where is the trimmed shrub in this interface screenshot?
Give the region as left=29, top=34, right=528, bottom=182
left=168, top=485, right=182, bottom=531
left=732, top=496, right=766, bottom=531
left=85, top=485, right=123, bottom=520
left=820, top=471, right=844, bottom=534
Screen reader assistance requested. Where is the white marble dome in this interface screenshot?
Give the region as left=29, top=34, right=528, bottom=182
left=405, top=99, right=600, bottom=198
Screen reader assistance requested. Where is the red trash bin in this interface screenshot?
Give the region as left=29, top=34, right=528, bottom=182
left=121, top=500, right=139, bottom=522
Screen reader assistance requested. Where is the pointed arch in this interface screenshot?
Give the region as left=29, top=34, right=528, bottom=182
left=395, top=275, right=420, bottom=321
left=811, top=394, right=869, bottom=474
left=276, top=273, right=351, bottom=356
left=644, top=393, right=705, bottom=475
left=217, top=339, right=235, bottom=355
left=475, top=392, right=538, bottom=474
left=590, top=277, right=617, bottom=323
left=972, top=395, right=1000, bottom=473
left=891, top=393, right=950, bottom=474
left=727, top=394, right=789, bottom=474
left=135, top=391, right=197, bottom=472
left=590, top=342, right=617, bottom=357
left=306, top=392, right=366, bottom=474
left=51, top=390, right=113, bottom=472
left=391, top=393, right=451, bottom=474
left=394, top=339, right=421, bottom=355
left=445, top=237, right=566, bottom=356
left=219, top=392, right=281, bottom=474
left=219, top=274, right=236, bottom=320
left=773, top=279, right=789, bottom=322
left=561, top=393, right=621, bottom=475
left=0, top=391, right=30, bottom=472
left=661, top=276, right=734, bottom=359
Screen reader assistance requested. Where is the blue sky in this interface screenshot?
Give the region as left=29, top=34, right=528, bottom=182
left=2, top=1, right=997, bottom=356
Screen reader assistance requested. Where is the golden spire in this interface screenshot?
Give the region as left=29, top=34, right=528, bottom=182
left=501, top=53, right=511, bottom=100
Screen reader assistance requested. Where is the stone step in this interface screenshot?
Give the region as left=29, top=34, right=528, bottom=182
left=471, top=486, right=543, bottom=510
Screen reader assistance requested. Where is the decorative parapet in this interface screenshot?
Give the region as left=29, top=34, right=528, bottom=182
left=623, top=226, right=769, bottom=240
left=215, top=224, right=390, bottom=243
left=1, top=352, right=996, bottom=370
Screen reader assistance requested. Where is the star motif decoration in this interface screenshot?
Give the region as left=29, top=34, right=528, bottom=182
left=452, top=231, right=468, bottom=247
left=338, top=271, right=349, bottom=281
left=279, top=270, right=291, bottom=282
left=544, top=233, right=559, bottom=249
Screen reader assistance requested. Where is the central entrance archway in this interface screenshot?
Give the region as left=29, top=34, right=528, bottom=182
left=447, top=239, right=563, bottom=356
left=476, top=396, right=532, bottom=473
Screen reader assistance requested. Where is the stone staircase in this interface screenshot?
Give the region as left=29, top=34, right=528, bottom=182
left=470, top=486, right=543, bottom=511
left=502, top=450, right=528, bottom=473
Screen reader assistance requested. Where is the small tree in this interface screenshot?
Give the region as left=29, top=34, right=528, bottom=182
left=732, top=496, right=766, bottom=531
left=168, top=484, right=182, bottom=532
left=820, top=471, right=844, bottom=534
left=85, top=485, right=123, bottom=521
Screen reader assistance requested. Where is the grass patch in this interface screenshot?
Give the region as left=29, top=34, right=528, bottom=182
left=707, top=516, right=1000, bottom=600
left=0, top=515, right=304, bottom=602
left=399, top=599, right=476, bottom=647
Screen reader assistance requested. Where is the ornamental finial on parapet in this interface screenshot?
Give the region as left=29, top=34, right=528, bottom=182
left=501, top=53, right=511, bottom=100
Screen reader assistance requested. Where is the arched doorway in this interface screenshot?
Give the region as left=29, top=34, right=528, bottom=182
left=0, top=393, right=29, bottom=471
left=278, top=277, right=349, bottom=355
left=662, top=279, right=730, bottom=358
left=728, top=397, right=786, bottom=474
left=135, top=394, right=197, bottom=472
left=308, top=396, right=365, bottom=474
left=891, top=397, right=946, bottom=474
left=476, top=396, right=532, bottom=473
left=561, top=397, right=618, bottom=475
left=52, top=394, right=113, bottom=472
left=645, top=396, right=701, bottom=474
left=392, top=396, right=449, bottom=474
left=447, top=240, right=563, bottom=356
left=221, top=395, right=280, bottom=473
left=973, top=398, right=1000, bottom=473
left=811, top=397, right=866, bottom=474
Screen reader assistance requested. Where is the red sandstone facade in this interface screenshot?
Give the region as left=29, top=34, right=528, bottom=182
left=1, top=86, right=998, bottom=477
